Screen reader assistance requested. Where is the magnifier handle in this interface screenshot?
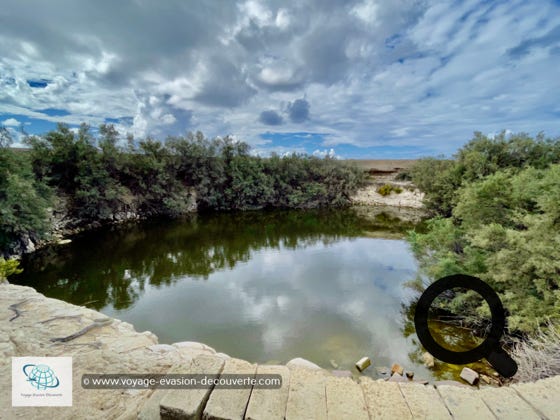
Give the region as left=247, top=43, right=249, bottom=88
left=486, top=348, right=518, bottom=378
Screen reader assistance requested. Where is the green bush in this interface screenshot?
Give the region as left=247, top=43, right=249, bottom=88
left=377, top=184, right=402, bottom=196
left=0, top=257, right=22, bottom=281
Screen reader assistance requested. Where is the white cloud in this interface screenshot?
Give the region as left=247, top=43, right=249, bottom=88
left=0, top=0, right=558, bottom=156
left=2, top=117, right=19, bottom=127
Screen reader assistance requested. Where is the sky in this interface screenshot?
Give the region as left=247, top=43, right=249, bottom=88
left=1, top=0, right=559, bottom=158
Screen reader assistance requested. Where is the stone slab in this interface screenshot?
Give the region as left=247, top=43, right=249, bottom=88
left=360, top=377, right=412, bottom=419
left=437, top=384, right=496, bottom=420
left=203, top=358, right=257, bottom=420
left=285, top=367, right=328, bottom=420
left=160, top=355, right=225, bottom=419
left=245, top=365, right=290, bottom=420
left=325, top=376, right=369, bottom=420
left=478, top=386, right=540, bottom=419
left=510, top=375, right=560, bottom=420
left=398, top=383, right=451, bottom=419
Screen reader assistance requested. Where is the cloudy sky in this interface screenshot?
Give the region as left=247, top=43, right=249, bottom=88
left=1, top=0, right=559, bottom=157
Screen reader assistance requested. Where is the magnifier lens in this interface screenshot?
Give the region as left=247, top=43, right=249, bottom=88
left=427, top=287, right=492, bottom=352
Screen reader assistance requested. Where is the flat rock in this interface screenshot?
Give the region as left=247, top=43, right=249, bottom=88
left=285, top=368, right=328, bottom=420
left=360, top=377, right=412, bottom=419
left=245, top=365, right=290, bottom=420
left=203, top=358, right=256, bottom=420
left=159, top=355, right=224, bottom=419
left=510, top=375, right=560, bottom=419
left=478, top=386, right=540, bottom=419
left=437, top=384, right=495, bottom=419
left=286, top=357, right=321, bottom=370
left=398, top=383, right=451, bottom=419
left=325, top=376, right=369, bottom=420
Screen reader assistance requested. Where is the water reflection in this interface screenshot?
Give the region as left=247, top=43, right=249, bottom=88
left=14, top=208, right=441, bottom=377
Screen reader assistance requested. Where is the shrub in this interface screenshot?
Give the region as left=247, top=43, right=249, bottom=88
left=0, top=258, right=22, bottom=282
left=377, top=184, right=402, bottom=196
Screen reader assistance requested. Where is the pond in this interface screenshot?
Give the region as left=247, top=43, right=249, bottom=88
left=13, top=207, right=490, bottom=381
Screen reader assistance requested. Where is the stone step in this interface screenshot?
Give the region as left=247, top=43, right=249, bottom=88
left=398, top=383, right=452, bottom=419
left=478, top=386, right=540, bottom=419
left=510, top=375, right=560, bottom=419
left=159, top=354, right=225, bottom=419
left=436, top=384, right=497, bottom=419
left=325, top=376, right=369, bottom=420
left=359, top=377, right=413, bottom=419
left=203, top=358, right=257, bottom=420
left=245, top=365, right=290, bottom=420
left=285, top=368, right=329, bottom=420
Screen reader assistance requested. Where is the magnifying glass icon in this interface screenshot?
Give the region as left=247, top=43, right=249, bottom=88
left=414, top=274, right=518, bottom=378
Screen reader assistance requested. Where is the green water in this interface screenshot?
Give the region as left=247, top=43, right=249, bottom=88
left=13, top=208, right=492, bottom=381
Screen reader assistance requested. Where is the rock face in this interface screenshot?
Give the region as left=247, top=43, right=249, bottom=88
left=352, top=182, right=425, bottom=209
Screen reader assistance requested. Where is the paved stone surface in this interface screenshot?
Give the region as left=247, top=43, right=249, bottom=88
left=159, top=355, right=225, bottom=419
left=360, top=377, right=412, bottom=419
left=478, top=386, right=540, bottom=419
left=398, top=383, right=452, bottom=419
left=437, top=384, right=496, bottom=419
left=245, top=365, right=290, bottom=420
left=510, top=375, right=560, bottom=419
left=285, top=367, right=328, bottom=420
left=325, top=376, right=369, bottom=420
left=203, top=358, right=256, bottom=420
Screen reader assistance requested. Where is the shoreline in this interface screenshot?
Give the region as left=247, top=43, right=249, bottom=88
left=1, top=282, right=557, bottom=419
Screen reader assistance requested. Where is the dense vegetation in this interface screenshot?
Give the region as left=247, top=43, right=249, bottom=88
left=0, top=124, right=364, bottom=257
left=408, top=131, right=560, bottom=334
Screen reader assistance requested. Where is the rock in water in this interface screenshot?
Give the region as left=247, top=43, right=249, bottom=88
left=422, top=352, right=435, bottom=368
left=460, top=367, right=480, bottom=385
left=355, top=357, right=371, bottom=372
left=391, top=363, right=404, bottom=376
left=406, top=371, right=414, bottom=380
left=329, top=359, right=339, bottom=369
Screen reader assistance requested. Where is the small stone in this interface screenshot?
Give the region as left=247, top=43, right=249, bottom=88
left=57, top=239, right=72, bottom=245
left=355, top=357, right=371, bottom=372
left=391, top=363, right=404, bottom=376
left=460, top=367, right=480, bottom=385
left=330, top=359, right=339, bottom=369
left=406, top=371, right=414, bottom=380
left=422, top=352, right=435, bottom=368
left=287, top=357, right=321, bottom=370
left=375, top=366, right=389, bottom=375
left=332, top=370, right=353, bottom=378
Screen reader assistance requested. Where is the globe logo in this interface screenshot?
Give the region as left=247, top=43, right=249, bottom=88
left=23, top=364, right=60, bottom=390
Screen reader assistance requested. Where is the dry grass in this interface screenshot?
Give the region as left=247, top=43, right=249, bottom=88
left=511, top=322, right=560, bottom=382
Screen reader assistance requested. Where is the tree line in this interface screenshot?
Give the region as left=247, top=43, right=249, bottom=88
left=0, top=124, right=364, bottom=257
left=407, top=131, right=560, bottom=334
